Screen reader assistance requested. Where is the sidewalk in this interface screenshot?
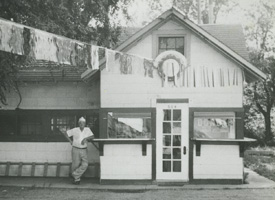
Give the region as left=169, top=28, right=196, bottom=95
left=1, top=168, right=275, bottom=191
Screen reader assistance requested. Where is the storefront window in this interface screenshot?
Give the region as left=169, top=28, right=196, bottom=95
left=19, top=115, right=42, bottom=135
left=108, top=112, right=151, bottom=138
left=194, top=112, right=235, bottom=139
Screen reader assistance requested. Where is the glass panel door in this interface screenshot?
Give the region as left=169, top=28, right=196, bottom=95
left=156, top=103, right=189, bottom=181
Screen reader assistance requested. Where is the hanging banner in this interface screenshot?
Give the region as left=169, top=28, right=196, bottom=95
left=0, top=20, right=24, bottom=55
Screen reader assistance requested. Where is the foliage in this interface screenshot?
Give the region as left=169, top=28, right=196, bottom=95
left=0, top=0, right=132, bottom=107
left=244, top=1, right=275, bottom=145
left=244, top=150, right=275, bottom=182
left=173, top=0, right=237, bottom=24
left=0, top=0, right=131, bottom=47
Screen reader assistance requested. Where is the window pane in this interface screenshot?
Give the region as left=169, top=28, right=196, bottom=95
left=19, top=115, right=42, bottom=135
left=163, top=110, right=171, bottom=121
left=163, top=161, right=171, bottom=172
left=108, top=112, right=151, bottom=138
left=159, top=38, right=167, bottom=49
left=173, top=135, right=181, bottom=146
left=163, top=122, right=171, bottom=134
left=173, top=122, right=181, bottom=134
left=173, top=110, right=181, bottom=121
left=176, top=38, right=184, bottom=49
left=0, top=115, right=16, bottom=135
left=194, top=114, right=235, bottom=139
left=173, top=148, right=181, bottom=159
left=173, top=161, right=181, bottom=172
left=51, top=116, right=75, bottom=134
left=167, top=38, right=176, bottom=48
left=163, top=148, right=171, bottom=159
left=158, top=37, right=184, bottom=56
left=163, top=135, right=171, bottom=146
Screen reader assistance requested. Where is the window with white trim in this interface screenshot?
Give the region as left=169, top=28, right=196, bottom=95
left=107, top=112, right=152, bottom=138
left=194, top=112, right=235, bottom=139
left=158, top=37, right=185, bottom=55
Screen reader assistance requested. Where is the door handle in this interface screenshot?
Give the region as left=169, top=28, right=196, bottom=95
left=183, top=146, right=186, bottom=155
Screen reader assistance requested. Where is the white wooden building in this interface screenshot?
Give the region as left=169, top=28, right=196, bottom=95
left=0, top=8, right=265, bottom=184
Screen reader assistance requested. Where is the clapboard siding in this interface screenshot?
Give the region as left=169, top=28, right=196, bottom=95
left=0, top=142, right=99, bottom=163
left=101, top=73, right=242, bottom=108
left=100, top=144, right=152, bottom=180
left=193, top=144, right=243, bottom=179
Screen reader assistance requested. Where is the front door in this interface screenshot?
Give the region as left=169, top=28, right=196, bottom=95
left=156, top=103, right=189, bottom=181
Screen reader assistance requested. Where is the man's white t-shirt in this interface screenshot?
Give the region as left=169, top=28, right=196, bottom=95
left=67, top=127, right=94, bottom=148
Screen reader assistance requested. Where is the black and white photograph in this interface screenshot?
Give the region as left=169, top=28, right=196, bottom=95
left=0, top=0, right=275, bottom=199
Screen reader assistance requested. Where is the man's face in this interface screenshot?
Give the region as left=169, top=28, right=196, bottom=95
left=79, top=121, right=86, bottom=129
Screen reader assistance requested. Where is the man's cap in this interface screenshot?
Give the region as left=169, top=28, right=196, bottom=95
left=78, top=117, right=86, bottom=123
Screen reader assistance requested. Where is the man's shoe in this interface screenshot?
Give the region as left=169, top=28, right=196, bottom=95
left=73, top=180, right=80, bottom=185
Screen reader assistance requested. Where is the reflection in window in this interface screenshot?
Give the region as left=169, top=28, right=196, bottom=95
left=19, top=115, right=42, bottom=135
left=108, top=112, right=151, bottom=138
left=159, top=37, right=184, bottom=55
left=51, top=116, right=76, bottom=134
left=0, top=115, right=16, bottom=135
left=194, top=112, right=235, bottom=139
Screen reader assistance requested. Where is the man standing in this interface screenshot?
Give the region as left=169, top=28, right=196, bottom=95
left=61, top=117, right=94, bottom=185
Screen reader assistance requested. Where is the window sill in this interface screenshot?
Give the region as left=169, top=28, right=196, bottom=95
left=191, top=137, right=257, bottom=143
left=93, top=138, right=155, bottom=143
left=191, top=137, right=257, bottom=157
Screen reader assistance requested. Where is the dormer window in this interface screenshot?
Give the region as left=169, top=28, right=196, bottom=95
left=158, top=37, right=185, bottom=55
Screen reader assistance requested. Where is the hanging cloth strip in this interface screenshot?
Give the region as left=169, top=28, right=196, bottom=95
left=53, top=36, right=74, bottom=65
left=91, top=45, right=99, bottom=70
left=119, top=53, right=132, bottom=74
left=0, top=20, right=23, bottom=54
left=144, top=59, right=154, bottom=78
left=34, top=29, right=58, bottom=62
left=9, top=25, right=24, bottom=55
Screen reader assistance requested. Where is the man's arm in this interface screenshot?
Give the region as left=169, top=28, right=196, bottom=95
left=59, top=128, right=73, bottom=144
left=81, top=134, right=94, bottom=145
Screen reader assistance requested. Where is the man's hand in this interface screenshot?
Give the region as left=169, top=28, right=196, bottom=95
left=81, top=139, right=87, bottom=145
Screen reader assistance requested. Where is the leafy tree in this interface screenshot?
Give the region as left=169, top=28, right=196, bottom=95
left=0, top=0, right=131, bottom=107
left=173, top=0, right=237, bottom=24
left=244, top=1, right=275, bottom=145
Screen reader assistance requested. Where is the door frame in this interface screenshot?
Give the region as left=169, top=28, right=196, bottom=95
left=155, top=99, right=189, bottom=182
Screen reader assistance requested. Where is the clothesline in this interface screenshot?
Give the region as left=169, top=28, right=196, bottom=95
left=0, top=17, right=153, bottom=69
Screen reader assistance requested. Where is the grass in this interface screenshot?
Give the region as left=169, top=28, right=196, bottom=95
left=244, top=147, right=275, bottom=182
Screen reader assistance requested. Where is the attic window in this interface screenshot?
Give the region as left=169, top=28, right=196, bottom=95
left=159, top=37, right=184, bottom=55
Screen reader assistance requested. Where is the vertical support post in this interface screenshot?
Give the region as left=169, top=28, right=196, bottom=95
left=142, top=142, right=147, bottom=156
left=44, top=163, right=48, bottom=177
left=5, top=162, right=10, bottom=176
left=31, top=163, right=35, bottom=177
left=56, top=162, right=61, bottom=177
left=18, top=162, right=23, bottom=177
left=196, top=142, right=201, bottom=156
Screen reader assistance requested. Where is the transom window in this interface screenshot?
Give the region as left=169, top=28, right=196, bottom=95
left=194, top=112, right=235, bottom=139
left=158, top=37, right=184, bottom=55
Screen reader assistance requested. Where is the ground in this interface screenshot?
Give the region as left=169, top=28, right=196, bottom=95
left=244, top=146, right=275, bottom=182
left=0, top=187, right=275, bottom=200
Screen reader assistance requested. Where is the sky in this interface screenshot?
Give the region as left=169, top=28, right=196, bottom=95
left=114, top=0, right=275, bottom=54
left=123, top=0, right=275, bottom=26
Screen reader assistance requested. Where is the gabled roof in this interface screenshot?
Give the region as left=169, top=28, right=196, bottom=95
left=96, top=7, right=265, bottom=82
